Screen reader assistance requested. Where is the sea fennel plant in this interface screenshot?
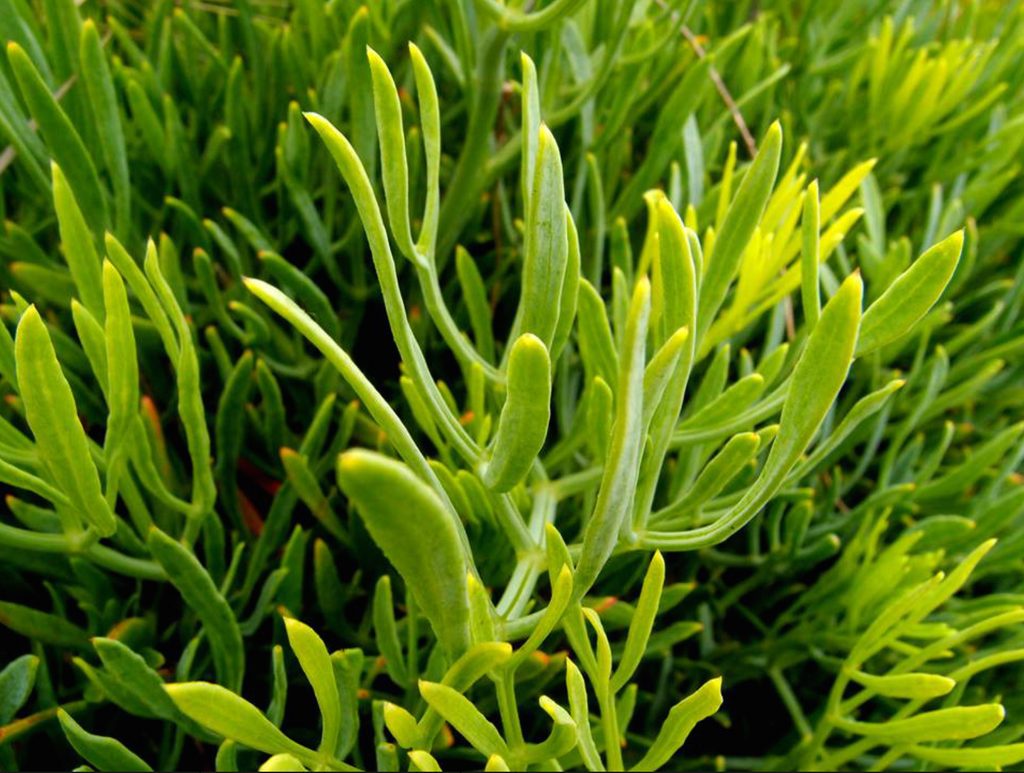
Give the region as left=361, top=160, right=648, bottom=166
left=1, top=1, right=1024, bottom=772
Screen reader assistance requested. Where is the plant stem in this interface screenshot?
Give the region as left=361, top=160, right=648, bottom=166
left=0, top=521, right=165, bottom=580
left=496, top=557, right=540, bottom=618
left=0, top=700, right=88, bottom=748
left=182, top=512, right=205, bottom=548
left=89, top=542, right=167, bottom=581
left=768, top=666, right=813, bottom=741
left=491, top=493, right=536, bottom=555
left=416, top=261, right=502, bottom=383
left=600, top=688, right=624, bottom=771
left=799, top=669, right=849, bottom=769
left=495, top=670, right=524, bottom=758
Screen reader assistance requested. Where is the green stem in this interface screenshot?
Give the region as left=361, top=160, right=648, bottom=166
left=88, top=542, right=167, bottom=581
left=549, top=466, right=603, bottom=500
left=496, top=557, right=540, bottom=618
left=0, top=521, right=166, bottom=580
left=491, top=492, right=536, bottom=555
left=181, top=512, right=205, bottom=548
left=0, top=700, right=89, bottom=748
left=499, top=608, right=546, bottom=641
left=496, top=486, right=554, bottom=614
left=671, top=383, right=788, bottom=448
left=799, top=670, right=849, bottom=769
left=473, top=0, right=590, bottom=32
left=495, top=670, right=525, bottom=757
left=869, top=745, right=907, bottom=772
left=768, top=666, right=813, bottom=741
left=599, top=688, right=624, bottom=771
left=416, top=262, right=502, bottom=383
left=825, top=738, right=879, bottom=770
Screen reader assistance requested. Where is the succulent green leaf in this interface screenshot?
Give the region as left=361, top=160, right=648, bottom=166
left=373, top=576, right=409, bottom=687
left=58, top=709, right=152, bottom=772
left=480, top=334, right=551, bottom=492
left=165, top=682, right=313, bottom=762
left=908, top=743, right=1024, bottom=767
left=419, top=681, right=510, bottom=759
left=283, top=617, right=342, bottom=755
left=0, top=601, right=88, bottom=648
left=51, top=163, right=104, bottom=319
left=611, top=552, right=665, bottom=693
left=148, top=528, right=244, bottom=692
left=575, top=279, right=651, bottom=597
left=7, top=41, right=107, bottom=231
left=647, top=272, right=862, bottom=550
left=518, top=125, right=569, bottom=349
left=631, top=678, right=724, bottom=771
left=79, top=20, right=130, bottom=238
left=0, top=655, right=38, bottom=724
left=847, top=670, right=955, bottom=699
left=833, top=704, right=1005, bottom=743
left=15, top=306, right=116, bottom=537
left=856, top=230, right=963, bottom=356
left=337, top=450, right=473, bottom=661
left=801, top=179, right=821, bottom=328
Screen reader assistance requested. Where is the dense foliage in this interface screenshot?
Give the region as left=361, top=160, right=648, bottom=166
left=1, top=0, right=1024, bottom=770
